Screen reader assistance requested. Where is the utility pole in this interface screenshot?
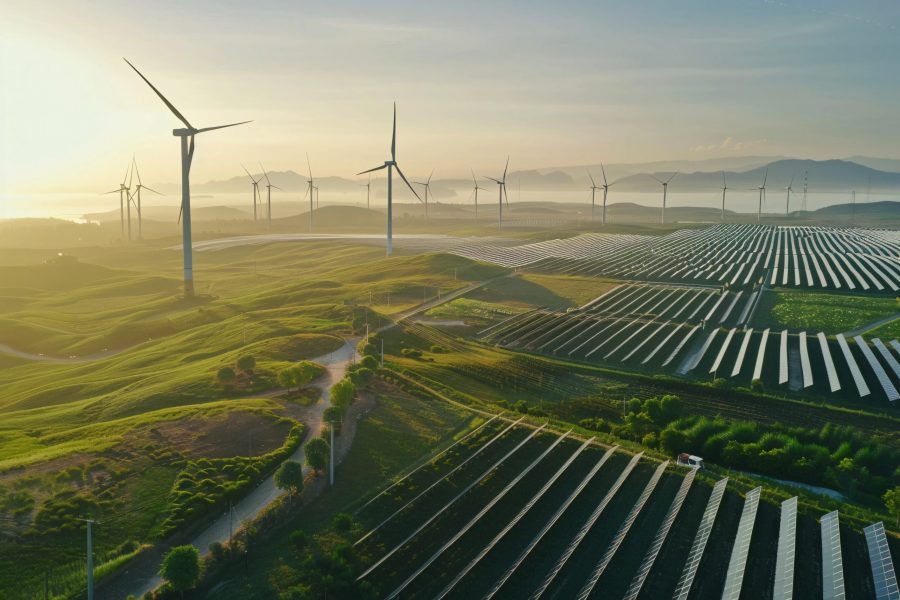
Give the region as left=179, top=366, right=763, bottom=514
left=79, top=519, right=95, bottom=600
left=381, top=338, right=384, bottom=367
left=329, top=426, right=335, bottom=486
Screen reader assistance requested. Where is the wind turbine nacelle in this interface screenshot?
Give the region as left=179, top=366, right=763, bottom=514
left=172, top=128, right=194, bottom=136
left=385, top=160, right=396, bottom=166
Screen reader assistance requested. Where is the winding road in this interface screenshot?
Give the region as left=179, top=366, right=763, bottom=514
left=98, top=339, right=360, bottom=600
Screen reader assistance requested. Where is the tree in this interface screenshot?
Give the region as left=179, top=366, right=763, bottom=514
left=884, top=486, right=900, bottom=527
left=323, top=406, right=343, bottom=428
left=236, top=355, right=256, bottom=373
left=330, top=378, right=356, bottom=410
left=305, top=438, right=330, bottom=474
left=160, top=544, right=200, bottom=596
left=278, top=361, right=322, bottom=392
left=275, top=460, right=305, bottom=499
left=217, top=367, right=236, bottom=388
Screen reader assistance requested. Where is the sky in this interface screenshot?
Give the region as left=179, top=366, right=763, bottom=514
left=1, top=0, right=899, bottom=194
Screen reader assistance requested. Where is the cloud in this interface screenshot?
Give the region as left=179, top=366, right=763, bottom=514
left=690, top=137, right=768, bottom=153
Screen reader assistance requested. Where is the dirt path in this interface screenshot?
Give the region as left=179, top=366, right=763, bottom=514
left=99, top=338, right=360, bottom=600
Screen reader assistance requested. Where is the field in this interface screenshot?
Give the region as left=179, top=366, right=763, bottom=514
left=0, top=239, right=504, bottom=598
left=755, top=289, right=898, bottom=334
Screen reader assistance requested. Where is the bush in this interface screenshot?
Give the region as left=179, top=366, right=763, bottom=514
left=160, top=545, right=200, bottom=593
left=360, top=355, right=378, bottom=369
left=236, top=355, right=256, bottom=372
left=217, top=367, right=236, bottom=387
left=290, top=529, right=310, bottom=551
left=305, top=438, right=330, bottom=474
left=514, top=400, right=529, bottom=414
left=332, top=513, right=353, bottom=532
left=275, top=461, right=304, bottom=497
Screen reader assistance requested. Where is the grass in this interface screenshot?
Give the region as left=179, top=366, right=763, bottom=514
left=754, top=288, right=898, bottom=334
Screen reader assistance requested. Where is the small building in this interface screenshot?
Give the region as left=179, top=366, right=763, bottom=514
left=677, top=453, right=705, bottom=469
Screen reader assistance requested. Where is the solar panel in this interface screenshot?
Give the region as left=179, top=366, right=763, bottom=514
left=819, top=332, right=842, bottom=393
left=684, top=329, right=719, bottom=373
left=732, top=328, right=754, bottom=377
left=821, top=510, right=846, bottom=600
left=644, top=322, right=684, bottom=364
left=854, top=336, right=900, bottom=402
left=721, top=486, right=762, bottom=600
left=753, top=328, right=771, bottom=382
left=892, top=339, right=900, bottom=358
left=836, top=333, right=871, bottom=398
left=799, top=332, right=813, bottom=388
left=779, top=329, right=789, bottom=385
left=710, top=327, right=738, bottom=375
left=623, top=469, right=697, bottom=600
left=672, top=476, right=731, bottom=600
left=576, top=460, right=670, bottom=599
left=864, top=521, right=900, bottom=600
left=773, top=497, right=798, bottom=600
left=663, top=324, right=701, bottom=367
left=873, top=338, right=900, bottom=381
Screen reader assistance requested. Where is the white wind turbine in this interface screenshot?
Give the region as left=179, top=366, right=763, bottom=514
left=484, top=157, right=510, bottom=230
left=303, top=154, right=315, bottom=231
left=361, top=175, right=372, bottom=209
left=785, top=173, right=795, bottom=216
left=720, top=171, right=728, bottom=222
left=752, top=168, right=768, bottom=223
left=599, top=164, right=616, bottom=226
left=469, top=169, right=487, bottom=217
left=651, top=172, right=677, bottom=224
left=124, top=58, right=250, bottom=297
left=413, top=169, right=434, bottom=218
left=356, top=103, right=422, bottom=256
left=241, top=165, right=263, bottom=222
left=130, top=158, right=162, bottom=240
left=102, top=161, right=134, bottom=240
left=259, top=164, right=280, bottom=226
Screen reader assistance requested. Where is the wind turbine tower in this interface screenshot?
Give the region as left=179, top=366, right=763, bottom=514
left=785, top=174, right=795, bottom=216
left=241, top=165, right=262, bottom=222
left=652, top=172, right=677, bottom=224
left=470, top=169, right=486, bottom=217
left=356, top=103, right=421, bottom=256
left=588, top=171, right=600, bottom=222
left=125, top=58, right=250, bottom=297
left=131, top=158, right=161, bottom=240
left=754, top=168, right=768, bottom=223
left=305, top=154, right=315, bottom=231
left=103, top=162, right=134, bottom=240
left=413, top=169, right=434, bottom=218
left=259, top=164, right=279, bottom=227
left=720, top=171, right=728, bottom=222
left=484, top=157, right=510, bottom=230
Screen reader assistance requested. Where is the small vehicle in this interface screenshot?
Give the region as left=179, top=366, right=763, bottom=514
left=677, top=453, right=705, bottom=469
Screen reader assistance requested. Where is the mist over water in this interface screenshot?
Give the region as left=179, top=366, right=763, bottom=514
left=1, top=190, right=892, bottom=222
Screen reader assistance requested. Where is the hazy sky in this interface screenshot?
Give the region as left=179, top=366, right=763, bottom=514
left=2, top=0, right=899, bottom=193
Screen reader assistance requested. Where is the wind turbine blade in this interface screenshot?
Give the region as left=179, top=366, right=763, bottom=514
left=485, top=177, right=501, bottom=184
left=503, top=184, right=509, bottom=206
left=650, top=174, right=664, bottom=184
left=762, top=168, right=768, bottom=188
left=601, top=163, right=609, bottom=186
left=123, top=58, right=194, bottom=130
left=302, top=187, right=310, bottom=201
left=394, top=164, right=422, bottom=202
left=357, top=164, right=387, bottom=176
left=306, top=153, right=313, bottom=182
left=788, top=173, right=795, bottom=188
left=133, top=158, right=143, bottom=186
left=502, top=156, right=509, bottom=181
left=666, top=171, right=678, bottom=184
left=241, top=163, right=255, bottom=181
left=195, top=121, right=251, bottom=134
left=127, top=158, right=135, bottom=188
left=471, top=168, right=477, bottom=185
left=259, top=163, right=271, bottom=185
left=722, top=170, right=727, bottom=188
left=427, top=168, right=434, bottom=184
left=102, top=189, right=121, bottom=195
left=177, top=202, right=183, bottom=224
left=142, top=186, right=163, bottom=196
left=588, top=171, right=596, bottom=187
left=391, top=102, right=397, bottom=161
left=271, top=185, right=282, bottom=191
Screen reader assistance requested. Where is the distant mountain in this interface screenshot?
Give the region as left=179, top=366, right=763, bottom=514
left=843, top=156, right=900, bottom=173
left=84, top=205, right=252, bottom=222
left=547, top=156, right=787, bottom=182
left=813, top=200, right=900, bottom=216
left=610, top=159, right=900, bottom=193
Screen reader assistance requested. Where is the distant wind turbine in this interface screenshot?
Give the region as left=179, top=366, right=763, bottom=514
left=304, top=154, right=315, bottom=231
left=484, top=157, right=510, bottom=230
left=241, top=164, right=263, bottom=222
left=599, top=164, right=615, bottom=226
left=720, top=171, right=728, bottom=222
left=356, top=103, right=422, bottom=256
left=102, top=161, right=134, bottom=240
left=785, top=173, right=795, bottom=216
left=361, top=175, right=372, bottom=209
left=124, top=58, right=250, bottom=297
left=413, top=169, right=434, bottom=218
left=130, top=158, right=162, bottom=240
left=259, top=164, right=280, bottom=226
left=651, top=172, right=677, bottom=224
left=588, top=171, right=600, bottom=222
left=752, top=168, right=768, bottom=223
left=469, top=169, right=487, bottom=217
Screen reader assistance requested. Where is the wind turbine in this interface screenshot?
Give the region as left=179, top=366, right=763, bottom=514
left=356, top=103, right=421, bottom=256
left=124, top=58, right=250, bottom=297
left=751, top=168, right=768, bottom=223
left=651, top=172, right=677, bottom=224
left=241, top=165, right=263, bottom=222
left=588, top=171, right=601, bottom=222
left=785, top=173, right=795, bottom=216
left=599, top=163, right=615, bottom=226
left=720, top=171, right=728, bottom=222
left=314, top=185, right=319, bottom=209
left=259, top=164, right=280, bottom=226
left=469, top=169, right=487, bottom=217
left=130, top=158, right=162, bottom=240
left=361, top=175, right=372, bottom=209
left=484, top=157, right=510, bottom=230
left=303, top=154, right=315, bottom=231
left=413, top=169, right=434, bottom=218
left=102, top=161, right=134, bottom=240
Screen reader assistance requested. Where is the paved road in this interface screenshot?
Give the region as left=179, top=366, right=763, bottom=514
left=101, top=339, right=360, bottom=600
left=844, top=312, right=900, bottom=337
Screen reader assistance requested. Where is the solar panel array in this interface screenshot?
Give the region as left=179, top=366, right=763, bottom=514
left=721, top=486, right=762, bottom=600
left=821, top=510, right=846, bottom=600
left=773, top=497, right=798, bottom=600
left=673, top=477, right=729, bottom=600
left=864, top=521, right=900, bottom=600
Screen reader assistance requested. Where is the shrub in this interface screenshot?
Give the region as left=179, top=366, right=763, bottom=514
left=290, top=529, right=310, bottom=551
left=275, top=461, right=304, bottom=497
left=332, top=513, right=353, bottom=532
left=236, top=355, right=256, bottom=373
left=217, top=367, right=236, bottom=387
left=305, top=438, right=330, bottom=474
left=159, top=545, right=200, bottom=593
